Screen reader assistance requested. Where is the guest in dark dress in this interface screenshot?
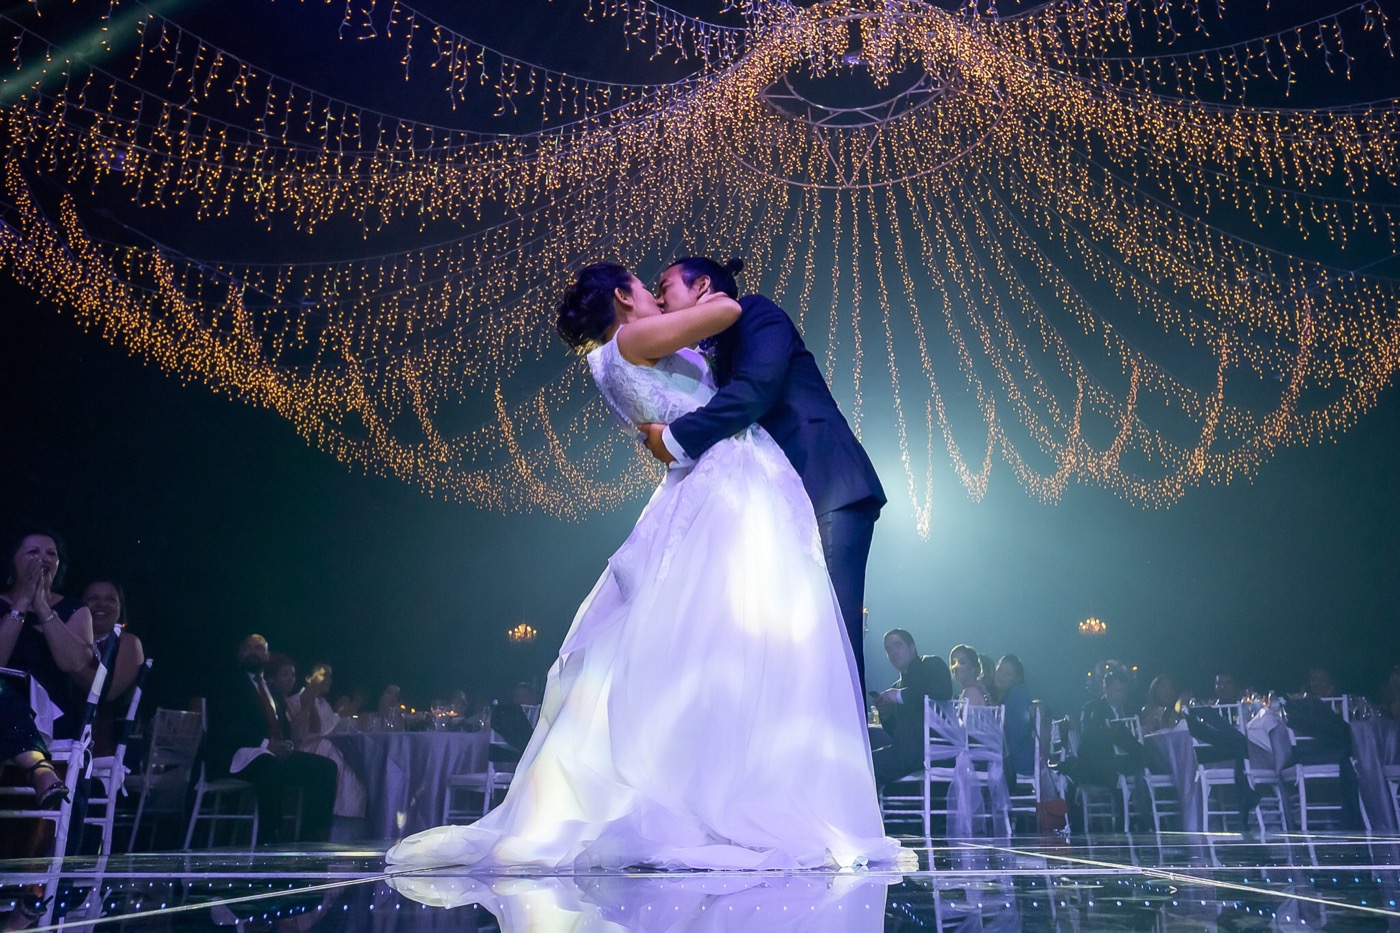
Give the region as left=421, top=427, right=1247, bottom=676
left=871, top=628, right=954, bottom=787
left=1, top=529, right=95, bottom=809
left=991, top=654, right=1034, bottom=778
left=1304, top=666, right=1337, bottom=699
left=73, top=578, right=146, bottom=756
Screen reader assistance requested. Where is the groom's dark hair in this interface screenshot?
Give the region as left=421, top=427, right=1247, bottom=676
left=556, top=262, right=633, bottom=352
left=885, top=629, right=916, bottom=650
left=668, top=256, right=744, bottom=299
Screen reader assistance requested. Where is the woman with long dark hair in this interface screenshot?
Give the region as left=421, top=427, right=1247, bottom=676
left=1, top=530, right=96, bottom=807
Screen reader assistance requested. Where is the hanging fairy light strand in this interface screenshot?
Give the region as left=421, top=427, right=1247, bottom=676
left=1, top=0, right=1398, bottom=532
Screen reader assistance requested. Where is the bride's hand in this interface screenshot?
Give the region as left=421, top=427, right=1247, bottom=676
left=638, top=424, right=675, bottom=464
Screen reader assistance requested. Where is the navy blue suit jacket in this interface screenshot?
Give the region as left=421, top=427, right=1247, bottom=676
left=669, top=294, right=885, bottom=516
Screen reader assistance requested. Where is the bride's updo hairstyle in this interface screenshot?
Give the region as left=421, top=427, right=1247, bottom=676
left=556, top=261, right=633, bottom=353
left=669, top=256, right=744, bottom=299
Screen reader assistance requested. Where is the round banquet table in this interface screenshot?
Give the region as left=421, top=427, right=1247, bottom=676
left=329, top=730, right=490, bottom=839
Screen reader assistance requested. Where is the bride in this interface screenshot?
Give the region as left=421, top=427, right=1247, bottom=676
left=386, top=262, right=901, bottom=871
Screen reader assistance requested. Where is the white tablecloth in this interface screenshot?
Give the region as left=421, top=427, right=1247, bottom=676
left=329, top=731, right=490, bottom=839
left=1143, top=725, right=1201, bottom=832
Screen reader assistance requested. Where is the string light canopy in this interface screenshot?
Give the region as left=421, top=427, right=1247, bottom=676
left=2, top=0, right=1398, bottom=536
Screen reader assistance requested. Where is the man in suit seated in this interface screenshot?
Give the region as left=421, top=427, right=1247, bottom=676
left=203, top=634, right=337, bottom=843
left=1057, top=669, right=1147, bottom=829
left=870, top=628, right=954, bottom=787
left=489, top=682, right=540, bottom=766
left=1074, top=669, right=1144, bottom=786
left=1212, top=671, right=1243, bottom=704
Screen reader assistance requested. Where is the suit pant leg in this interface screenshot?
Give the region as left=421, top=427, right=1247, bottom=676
left=817, top=500, right=880, bottom=697
left=238, top=755, right=289, bottom=843
left=238, top=753, right=338, bottom=843
left=283, top=752, right=338, bottom=842
left=872, top=744, right=921, bottom=789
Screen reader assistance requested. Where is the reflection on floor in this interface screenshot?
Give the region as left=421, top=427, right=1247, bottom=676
left=2, top=832, right=1399, bottom=930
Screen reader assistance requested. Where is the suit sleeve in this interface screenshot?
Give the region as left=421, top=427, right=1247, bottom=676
left=903, top=657, right=953, bottom=705
left=906, top=657, right=954, bottom=703
left=668, top=297, right=798, bottom=461
left=207, top=677, right=269, bottom=757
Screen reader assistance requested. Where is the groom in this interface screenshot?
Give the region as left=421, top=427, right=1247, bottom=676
left=640, top=256, right=886, bottom=694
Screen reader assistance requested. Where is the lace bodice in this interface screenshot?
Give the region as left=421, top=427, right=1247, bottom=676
left=587, top=337, right=715, bottom=427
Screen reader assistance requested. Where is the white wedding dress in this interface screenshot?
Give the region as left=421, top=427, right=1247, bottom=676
left=386, top=338, right=901, bottom=871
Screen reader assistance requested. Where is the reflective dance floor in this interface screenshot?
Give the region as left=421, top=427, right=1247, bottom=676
left=3, top=832, right=1400, bottom=930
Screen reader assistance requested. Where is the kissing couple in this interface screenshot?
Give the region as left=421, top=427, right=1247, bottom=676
left=388, top=256, right=903, bottom=871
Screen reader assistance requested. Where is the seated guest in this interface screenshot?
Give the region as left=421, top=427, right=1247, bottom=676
left=990, top=654, right=1034, bottom=778
left=490, top=684, right=541, bottom=763
left=1212, top=671, right=1242, bottom=704
left=1304, top=666, right=1337, bottom=699
left=0, top=670, right=68, bottom=811
left=1, top=529, right=94, bottom=832
left=1379, top=665, right=1400, bottom=720
left=72, top=578, right=147, bottom=756
left=446, top=689, right=475, bottom=718
left=266, top=653, right=298, bottom=701
left=286, top=662, right=335, bottom=747
left=1, top=530, right=95, bottom=740
left=285, top=662, right=366, bottom=819
left=871, top=629, right=954, bottom=787
left=949, top=644, right=990, bottom=706
left=203, top=634, right=336, bottom=843
left=1139, top=675, right=1182, bottom=733
left=77, top=578, right=145, bottom=698
left=1070, top=669, right=1143, bottom=791
left=377, top=683, right=404, bottom=729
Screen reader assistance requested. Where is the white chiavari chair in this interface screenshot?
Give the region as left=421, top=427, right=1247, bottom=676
left=182, top=698, right=260, bottom=849
left=444, top=702, right=542, bottom=821
left=125, top=707, right=202, bottom=851
left=1008, top=704, right=1044, bottom=833
left=1281, top=697, right=1368, bottom=833
left=83, top=658, right=152, bottom=853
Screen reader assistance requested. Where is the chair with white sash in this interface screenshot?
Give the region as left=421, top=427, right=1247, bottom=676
left=963, top=703, right=1011, bottom=836
left=880, top=698, right=1006, bottom=841
left=82, top=658, right=152, bottom=853
left=0, top=627, right=121, bottom=863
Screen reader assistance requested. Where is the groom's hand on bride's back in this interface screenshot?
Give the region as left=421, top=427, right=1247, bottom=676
left=638, top=423, right=675, bottom=464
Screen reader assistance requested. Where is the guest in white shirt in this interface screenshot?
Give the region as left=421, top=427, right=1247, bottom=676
left=285, top=662, right=365, bottom=819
